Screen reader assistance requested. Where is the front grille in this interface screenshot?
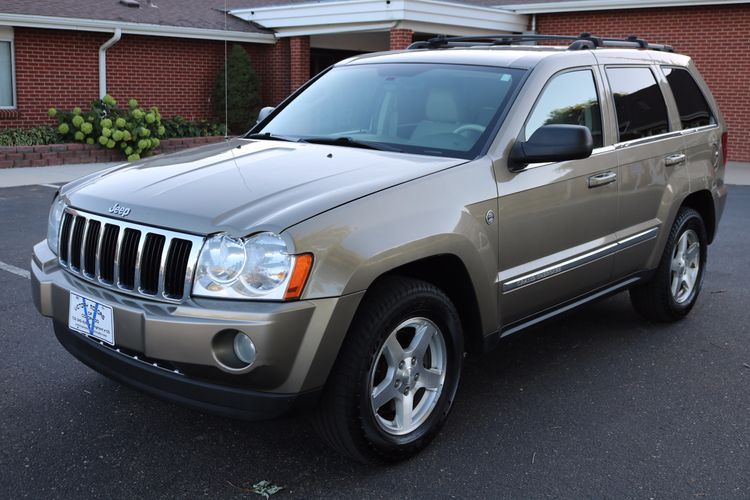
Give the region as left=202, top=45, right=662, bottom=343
left=58, top=208, right=204, bottom=302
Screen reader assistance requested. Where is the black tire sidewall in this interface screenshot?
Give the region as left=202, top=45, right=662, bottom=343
left=663, top=210, right=708, bottom=316
left=357, top=289, right=463, bottom=459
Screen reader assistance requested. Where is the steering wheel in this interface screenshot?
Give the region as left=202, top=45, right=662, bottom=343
left=453, top=124, right=486, bottom=137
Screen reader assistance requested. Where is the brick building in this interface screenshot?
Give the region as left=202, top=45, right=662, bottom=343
left=0, top=0, right=747, bottom=159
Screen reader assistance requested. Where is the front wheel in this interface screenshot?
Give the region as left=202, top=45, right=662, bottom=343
left=313, top=276, right=464, bottom=463
left=630, top=207, right=707, bottom=322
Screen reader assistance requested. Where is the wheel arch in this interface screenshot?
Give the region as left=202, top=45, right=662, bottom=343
left=681, top=189, right=716, bottom=243
left=374, top=254, right=485, bottom=355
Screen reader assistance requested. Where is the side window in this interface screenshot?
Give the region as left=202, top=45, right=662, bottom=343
left=662, top=67, right=715, bottom=129
left=525, top=70, right=603, bottom=148
left=606, top=67, right=670, bottom=142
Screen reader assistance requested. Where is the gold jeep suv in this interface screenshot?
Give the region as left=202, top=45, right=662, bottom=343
left=32, top=34, right=727, bottom=463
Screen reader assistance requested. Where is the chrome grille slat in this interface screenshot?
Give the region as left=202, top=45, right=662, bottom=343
left=99, top=224, right=119, bottom=284
left=132, top=230, right=147, bottom=292
left=58, top=208, right=204, bottom=303
left=83, top=220, right=101, bottom=278
left=59, top=213, right=74, bottom=263
left=112, top=224, right=126, bottom=286
left=69, top=216, right=86, bottom=270
left=94, top=220, right=105, bottom=279
left=156, top=236, right=172, bottom=298
left=79, top=218, right=90, bottom=275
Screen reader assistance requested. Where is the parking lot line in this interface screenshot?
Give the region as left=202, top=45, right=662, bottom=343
left=0, top=260, right=30, bottom=279
left=38, top=184, right=61, bottom=189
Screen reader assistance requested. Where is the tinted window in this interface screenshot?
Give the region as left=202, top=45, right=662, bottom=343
left=606, top=67, right=670, bottom=142
left=663, top=67, right=715, bottom=129
left=525, top=70, right=603, bottom=148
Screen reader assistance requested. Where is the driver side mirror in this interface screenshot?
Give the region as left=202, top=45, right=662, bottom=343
left=508, top=124, right=594, bottom=172
left=256, top=106, right=275, bottom=124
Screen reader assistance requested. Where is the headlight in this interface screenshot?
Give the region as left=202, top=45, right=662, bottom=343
left=193, top=232, right=312, bottom=300
left=47, top=196, right=66, bottom=255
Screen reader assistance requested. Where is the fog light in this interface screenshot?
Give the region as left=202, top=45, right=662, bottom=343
left=233, top=333, right=256, bottom=365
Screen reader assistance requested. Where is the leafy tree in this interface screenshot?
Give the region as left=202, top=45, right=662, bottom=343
left=213, top=44, right=261, bottom=134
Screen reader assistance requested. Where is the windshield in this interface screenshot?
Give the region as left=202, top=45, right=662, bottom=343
left=255, top=63, right=525, bottom=159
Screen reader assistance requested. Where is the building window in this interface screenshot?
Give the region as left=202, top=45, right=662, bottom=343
left=0, top=35, right=15, bottom=108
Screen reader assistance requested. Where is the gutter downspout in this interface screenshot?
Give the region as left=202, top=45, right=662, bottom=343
left=99, top=28, right=122, bottom=98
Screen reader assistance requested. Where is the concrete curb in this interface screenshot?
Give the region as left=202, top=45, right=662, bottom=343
left=0, top=162, right=121, bottom=188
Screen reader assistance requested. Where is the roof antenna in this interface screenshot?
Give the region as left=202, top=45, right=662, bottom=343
left=224, top=0, right=229, bottom=141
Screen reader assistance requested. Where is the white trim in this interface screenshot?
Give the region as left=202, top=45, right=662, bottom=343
left=0, top=26, right=15, bottom=109
left=231, top=0, right=528, bottom=36
left=278, top=22, right=397, bottom=37
left=501, top=0, right=750, bottom=14
left=0, top=13, right=276, bottom=44
left=99, top=28, right=121, bottom=99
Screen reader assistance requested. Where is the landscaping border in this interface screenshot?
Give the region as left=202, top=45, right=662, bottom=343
left=0, top=136, right=226, bottom=168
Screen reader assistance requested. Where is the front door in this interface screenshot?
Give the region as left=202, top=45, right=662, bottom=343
left=495, top=68, right=619, bottom=328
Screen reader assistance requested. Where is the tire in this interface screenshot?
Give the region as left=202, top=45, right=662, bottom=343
left=313, top=276, right=464, bottom=463
left=630, top=207, right=707, bottom=322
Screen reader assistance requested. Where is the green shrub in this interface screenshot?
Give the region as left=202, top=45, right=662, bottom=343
left=0, top=126, right=61, bottom=147
left=161, top=116, right=226, bottom=138
left=212, top=44, right=261, bottom=133
left=50, top=95, right=164, bottom=159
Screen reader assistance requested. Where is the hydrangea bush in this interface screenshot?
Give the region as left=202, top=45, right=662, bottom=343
left=49, top=95, right=165, bottom=161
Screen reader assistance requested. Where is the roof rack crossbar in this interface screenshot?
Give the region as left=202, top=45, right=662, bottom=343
left=407, top=33, right=673, bottom=53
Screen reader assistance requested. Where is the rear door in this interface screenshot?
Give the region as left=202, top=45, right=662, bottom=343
left=495, top=65, right=619, bottom=327
left=603, top=65, right=690, bottom=279
left=660, top=64, right=723, bottom=201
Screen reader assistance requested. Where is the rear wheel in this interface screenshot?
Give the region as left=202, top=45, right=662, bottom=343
left=313, top=276, right=464, bottom=463
left=630, top=207, right=707, bottom=322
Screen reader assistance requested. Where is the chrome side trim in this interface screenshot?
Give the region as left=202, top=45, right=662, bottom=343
left=614, top=131, right=683, bottom=150
left=501, top=227, right=659, bottom=293
left=500, top=277, right=641, bottom=338
left=680, top=124, right=719, bottom=135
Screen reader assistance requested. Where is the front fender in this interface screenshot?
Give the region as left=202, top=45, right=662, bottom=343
left=285, top=158, right=500, bottom=336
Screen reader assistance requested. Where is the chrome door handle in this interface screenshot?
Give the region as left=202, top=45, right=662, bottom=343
left=664, top=153, right=686, bottom=166
left=588, top=171, right=617, bottom=188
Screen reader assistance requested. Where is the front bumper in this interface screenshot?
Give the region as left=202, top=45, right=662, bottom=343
left=53, top=320, right=319, bottom=419
left=32, top=241, right=364, bottom=419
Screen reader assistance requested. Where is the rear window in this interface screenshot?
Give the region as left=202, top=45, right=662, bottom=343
left=662, top=67, right=715, bottom=129
left=606, top=67, right=670, bottom=142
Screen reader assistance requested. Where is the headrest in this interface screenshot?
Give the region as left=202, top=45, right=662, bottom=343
left=425, top=90, right=458, bottom=122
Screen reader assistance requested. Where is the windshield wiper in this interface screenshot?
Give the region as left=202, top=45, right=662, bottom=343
left=303, top=136, right=403, bottom=152
left=245, top=132, right=305, bottom=143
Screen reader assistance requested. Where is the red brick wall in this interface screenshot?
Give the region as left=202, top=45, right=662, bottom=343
left=1, top=28, right=278, bottom=129
left=6, top=28, right=102, bottom=128
left=289, top=36, right=311, bottom=92
left=536, top=5, right=750, bottom=161
left=106, top=35, right=268, bottom=119
left=390, top=28, right=413, bottom=50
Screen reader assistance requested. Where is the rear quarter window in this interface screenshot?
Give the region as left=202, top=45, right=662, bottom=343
left=662, top=66, right=716, bottom=129
left=606, top=67, right=670, bottom=142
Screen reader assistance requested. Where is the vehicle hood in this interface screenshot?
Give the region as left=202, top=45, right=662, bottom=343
left=61, top=139, right=466, bottom=236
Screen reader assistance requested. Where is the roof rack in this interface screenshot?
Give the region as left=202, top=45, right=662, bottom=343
left=407, top=33, right=674, bottom=53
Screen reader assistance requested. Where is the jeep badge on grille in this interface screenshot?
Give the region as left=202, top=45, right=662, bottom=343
left=108, top=203, right=131, bottom=217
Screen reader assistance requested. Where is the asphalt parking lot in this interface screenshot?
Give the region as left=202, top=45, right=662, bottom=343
left=0, top=180, right=748, bottom=499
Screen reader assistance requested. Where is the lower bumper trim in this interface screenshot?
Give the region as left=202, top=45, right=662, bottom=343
left=53, top=321, right=320, bottom=420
